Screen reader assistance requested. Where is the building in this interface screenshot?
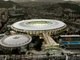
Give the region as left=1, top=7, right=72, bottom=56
left=59, top=35, right=80, bottom=49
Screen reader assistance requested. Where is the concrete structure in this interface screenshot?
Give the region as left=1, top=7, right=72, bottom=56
left=11, top=19, right=66, bottom=35
left=0, top=34, right=32, bottom=47
left=11, top=19, right=66, bottom=50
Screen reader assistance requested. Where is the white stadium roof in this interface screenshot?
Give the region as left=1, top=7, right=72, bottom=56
left=0, top=34, right=32, bottom=48
left=11, top=19, right=66, bottom=34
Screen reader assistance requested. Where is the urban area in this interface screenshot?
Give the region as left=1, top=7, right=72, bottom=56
left=0, top=0, right=80, bottom=60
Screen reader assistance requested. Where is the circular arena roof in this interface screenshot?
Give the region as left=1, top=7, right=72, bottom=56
left=0, top=34, right=32, bottom=48
left=11, top=19, right=66, bottom=35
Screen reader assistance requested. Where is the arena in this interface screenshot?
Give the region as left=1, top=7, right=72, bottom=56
left=11, top=19, right=66, bottom=35
left=0, top=34, right=32, bottom=47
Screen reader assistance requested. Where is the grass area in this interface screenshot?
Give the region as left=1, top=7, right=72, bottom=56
left=28, top=21, right=49, bottom=24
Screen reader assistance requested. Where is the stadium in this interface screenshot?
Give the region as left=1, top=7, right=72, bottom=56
left=11, top=19, right=66, bottom=35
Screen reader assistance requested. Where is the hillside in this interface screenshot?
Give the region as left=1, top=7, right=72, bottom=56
left=0, top=1, right=22, bottom=8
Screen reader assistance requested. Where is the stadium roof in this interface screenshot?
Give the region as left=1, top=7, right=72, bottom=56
left=11, top=19, right=66, bottom=34
left=0, top=34, right=32, bottom=47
